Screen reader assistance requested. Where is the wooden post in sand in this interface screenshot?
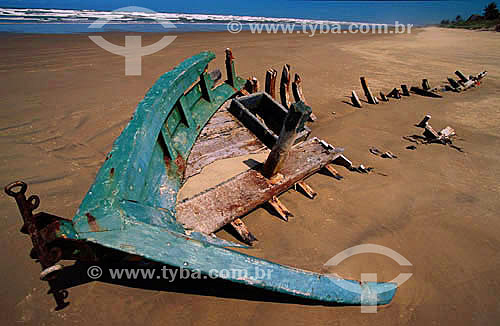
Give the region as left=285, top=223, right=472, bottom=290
left=265, top=69, right=278, bottom=99
left=225, top=48, right=236, bottom=87
left=263, top=101, right=312, bottom=179
left=416, top=115, right=432, bottom=128
left=351, top=91, right=362, bottom=108
left=422, top=79, right=431, bottom=91
left=380, top=92, right=389, bottom=102
left=280, top=64, right=291, bottom=108
left=401, top=84, right=410, bottom=96
left=360, top=77, right=377, bottom=104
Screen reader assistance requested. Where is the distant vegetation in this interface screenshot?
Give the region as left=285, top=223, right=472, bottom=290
left=440, top=2, right=500, bottom=31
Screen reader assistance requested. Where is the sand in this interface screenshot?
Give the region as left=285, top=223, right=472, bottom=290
left=0, top=27, right=499, bottom=325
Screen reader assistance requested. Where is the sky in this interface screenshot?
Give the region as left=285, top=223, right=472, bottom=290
left=0, top=1, right=495, bottom=25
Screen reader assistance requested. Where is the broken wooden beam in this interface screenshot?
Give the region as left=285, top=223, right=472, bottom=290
left=387, top=88, right=402, bottom=99
left=265, top=69, right=278, bottom=99
left=295, top=181, right=317, bottom=199
left=292, top=74, right=317, bottom=122
left=447, top=77, right=463, bottom=92
left=244, top=77, right=260, bottom=94
left=268, top=196, right=293, bottom=222
left=280, top=64, right=291, bottom=108
left=455, top=70, right=469, bottom=83
left=263, top=101, right=312, bottom=178
left=351, top=90, right=362, bottom=108
left=225, top=48, right=236, bottom=87
left=230, top=218, right=258, bottom=246
left=401, top=84, right=410, bottom=96
left=176, top=139, right=343, bottom=234
left=439, top=126, right=456, bottom=138
left=360, top=77, right=377, bottom=104
left=410, top=86, right=443, bottom=98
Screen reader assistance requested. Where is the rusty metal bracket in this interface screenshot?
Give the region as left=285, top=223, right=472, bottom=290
left=5, top=181, right=70, bottom=310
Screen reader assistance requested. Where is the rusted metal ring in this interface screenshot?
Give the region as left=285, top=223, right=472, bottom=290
left=27, top=195, right=40, bottom=211
left=5, top=181, right=27, bottom=197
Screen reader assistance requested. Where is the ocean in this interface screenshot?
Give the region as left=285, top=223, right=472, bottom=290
left=0, top=2, right=489, bottom=34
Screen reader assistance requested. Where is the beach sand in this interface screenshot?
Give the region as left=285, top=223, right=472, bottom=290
left=1, top=27, right=499, bottom=325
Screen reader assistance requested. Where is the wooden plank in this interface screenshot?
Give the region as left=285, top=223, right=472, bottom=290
left=176, top=139, right=342, bottom=234
left=268, top=196, right=293, bottom=222
left=185, top=103, right=265, bottom=178
left=296, top=181, right=317, bottom=199
left=230, top=218, right=258, bottom=245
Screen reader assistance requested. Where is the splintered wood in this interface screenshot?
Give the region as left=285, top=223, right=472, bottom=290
left=230, top=218, right=257, bottom=245
left=265, top=69, right=277, bottom=99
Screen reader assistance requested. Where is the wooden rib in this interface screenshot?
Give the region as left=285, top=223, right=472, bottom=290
left=251, top=77, right=260, bottom=93
left=230, top=218, right=258, bottom=246
left=296, top=181, right=317, bottom=199
left=265, top=69, right=278, bottom=99
left=225, top=48, right=236, bottom=87
left=292, top=73, right=317, bottom=121
left=268, top=196, right=293, bottom=222
left=280, top=64, right=291, bottom=108
left=324, top=163, right=343, bottom=180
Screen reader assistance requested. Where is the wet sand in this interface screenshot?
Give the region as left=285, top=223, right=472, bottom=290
left=1, top=28, right=499, bottom=325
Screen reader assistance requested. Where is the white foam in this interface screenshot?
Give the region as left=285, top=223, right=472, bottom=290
left=0, top=7, right=384, bottom=26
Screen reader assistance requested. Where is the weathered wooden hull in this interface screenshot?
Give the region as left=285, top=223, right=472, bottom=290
left=6, top=50, right=397, bottom=307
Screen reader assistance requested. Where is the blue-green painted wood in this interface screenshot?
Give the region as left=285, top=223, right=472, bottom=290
left=62, top=51, right=397, bottom=305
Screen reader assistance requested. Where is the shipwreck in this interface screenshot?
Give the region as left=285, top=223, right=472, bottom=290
left=5, top=49, right=397, bottom=309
